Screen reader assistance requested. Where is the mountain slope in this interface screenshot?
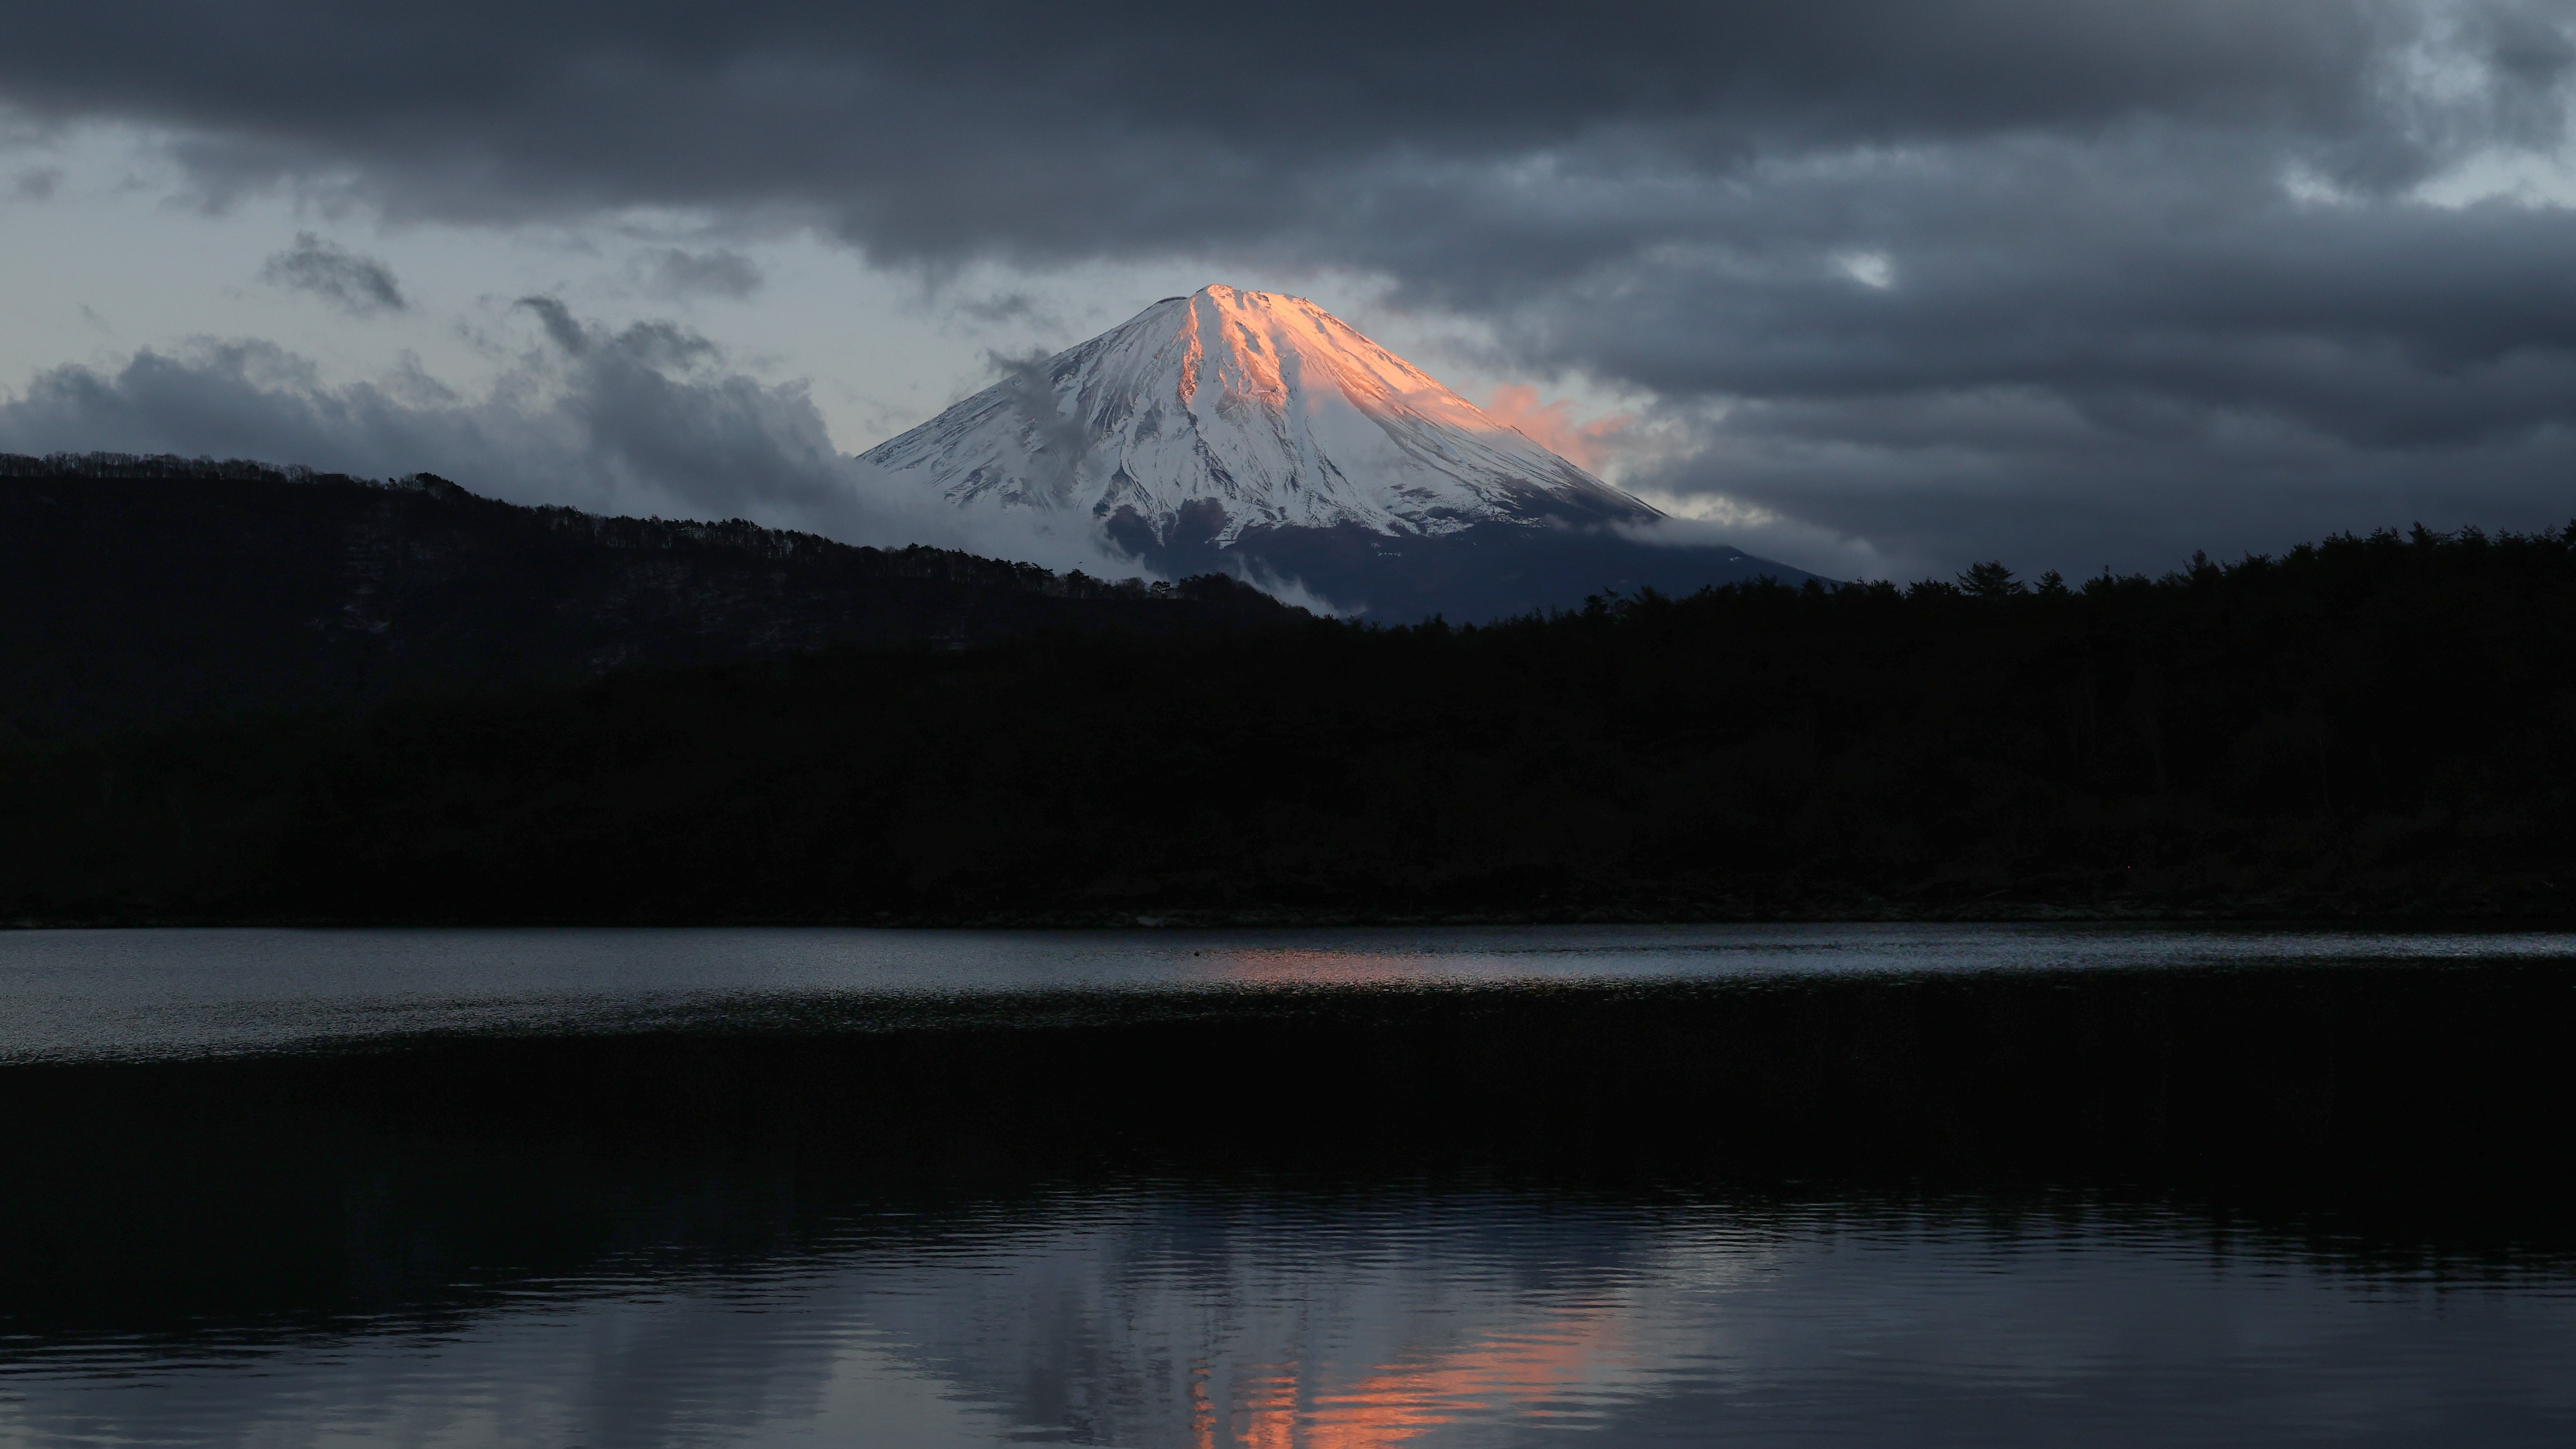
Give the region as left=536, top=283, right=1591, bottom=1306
left=861, top=286, right=1814, bottom=617
left=0, top=455, right=1299, bottom=739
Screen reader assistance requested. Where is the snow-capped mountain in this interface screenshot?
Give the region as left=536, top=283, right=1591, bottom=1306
left=863, top=284, right=1659, bottom=541
left=861, top=285, right=1813, bottom=618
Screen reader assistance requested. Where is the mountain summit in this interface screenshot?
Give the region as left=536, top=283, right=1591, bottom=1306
left=861, top=285, right=1814, bottom=617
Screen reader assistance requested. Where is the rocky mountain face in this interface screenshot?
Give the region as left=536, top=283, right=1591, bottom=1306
left=861, top=285, right=1814, bottom=619
left=0, top=455, right=1298, bottom=739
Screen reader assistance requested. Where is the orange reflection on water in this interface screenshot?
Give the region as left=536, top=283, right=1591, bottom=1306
left=1191, top=948, right=1421, bottom=987
left=1196, top=1307, right=1625, bottom=1448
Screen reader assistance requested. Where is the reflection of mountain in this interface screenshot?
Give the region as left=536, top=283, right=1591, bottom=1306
left=9, top=965, right=2576, bottom=1444
left=16, top=1186, right=2576, bottom=1449
left=838, top=1195, right=1704, bottom=1447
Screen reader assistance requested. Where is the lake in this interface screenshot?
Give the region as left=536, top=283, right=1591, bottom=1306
left=4, top=924, right=2573, bottom=1446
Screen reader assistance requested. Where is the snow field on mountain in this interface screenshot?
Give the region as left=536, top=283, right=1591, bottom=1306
left=861, top=286, right=1661, bottom=546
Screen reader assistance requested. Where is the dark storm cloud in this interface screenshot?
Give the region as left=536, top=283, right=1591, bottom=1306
left=1430, top=133, right=2576, bottom=451
left=259, top=233, right=408, bottom=316
left=0, top=1, right=2488, bottom=246
left=4, top=0, right=2573, bottom=574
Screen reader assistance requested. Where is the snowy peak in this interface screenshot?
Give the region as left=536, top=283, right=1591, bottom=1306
left=861, top=285, right=1660, bottom=546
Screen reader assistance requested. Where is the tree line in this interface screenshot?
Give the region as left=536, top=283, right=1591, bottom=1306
left=6, top=520, right=2571, bottom=924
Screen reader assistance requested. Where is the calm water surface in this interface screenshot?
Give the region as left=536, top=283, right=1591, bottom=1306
left=3, top=922, right=2571, bottom=1064
left=2, top=924, right=2571, bottom=1447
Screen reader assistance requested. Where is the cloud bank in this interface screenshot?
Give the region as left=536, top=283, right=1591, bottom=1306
left=0, top=306, right=1142, bottom=578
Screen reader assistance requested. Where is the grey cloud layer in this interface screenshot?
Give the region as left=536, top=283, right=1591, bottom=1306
left=0, top=2, right=2514, bottom=242
left=4, top=0, right=2573, bottom=574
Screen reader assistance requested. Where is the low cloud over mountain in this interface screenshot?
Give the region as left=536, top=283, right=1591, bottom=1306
left=0, top=301, right=1137, bottom=578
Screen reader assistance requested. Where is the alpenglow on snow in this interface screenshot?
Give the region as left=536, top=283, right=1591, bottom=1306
left=858, top=285, right=1811, bottom=619
left=863, top=284, right=1658, bottom=540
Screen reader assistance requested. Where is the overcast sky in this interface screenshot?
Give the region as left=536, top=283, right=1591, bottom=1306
left=3, top=0, right=2571, bottom=582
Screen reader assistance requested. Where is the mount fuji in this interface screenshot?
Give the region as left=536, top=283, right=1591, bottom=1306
left=860, top=285, right=1817, bottom=619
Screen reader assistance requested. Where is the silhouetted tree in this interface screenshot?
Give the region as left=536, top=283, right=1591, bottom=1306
left=1958, top=561, right=2023, bottom=598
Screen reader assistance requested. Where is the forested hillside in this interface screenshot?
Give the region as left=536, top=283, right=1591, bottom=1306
left=7, top=519, right=2571, bottom=924
left=0, top=454, right=1297, bottom=739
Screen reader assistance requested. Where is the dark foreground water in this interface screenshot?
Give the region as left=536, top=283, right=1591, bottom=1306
left=5, top=925, right=2574, bottom=1446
